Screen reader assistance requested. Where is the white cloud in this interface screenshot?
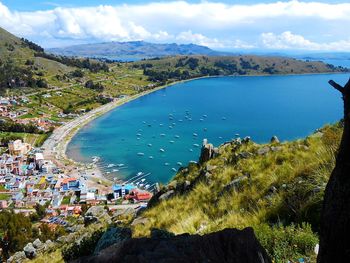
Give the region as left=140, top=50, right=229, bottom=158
left=0, top=1, right=350, bottom=50
left=261, top=31, right=350, bottom=51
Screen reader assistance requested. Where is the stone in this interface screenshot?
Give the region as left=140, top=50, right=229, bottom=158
left=85, top=206, right=106, bottom=217
left=158, top=190, right=175, bottom=201
left=206, top=164, right=217, bottom=172
left=79, top=228, right=271, bottom=263
left=131, top=217, right=149, bottom=226
left=270, top=136, right=280, bottom=143
left=271, top=146, right=282, bottom=152
left=112, top=208, right=136, bottom=219
left=94, top=227, right=132, bottom=255
left=23, top=243, right=36, bottom=259
left=238, top=151, right=253, bottom=159
left=32, top=238, right=43, bottom=249
left=84, top=215, right=98, bottom=226
left=257, top=146, right=270, bottom=155
left=242, top=136, right=251, bottom=143
left=7, top=251, right=26, bottom=263
left=199, top=139, right=216, bottom=163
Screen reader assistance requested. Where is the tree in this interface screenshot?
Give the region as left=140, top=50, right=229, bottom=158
left=318, top=78, right=350, bottom=262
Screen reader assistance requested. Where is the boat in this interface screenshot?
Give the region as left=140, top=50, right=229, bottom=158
left=149, top=156, right=154, bottom=159
left=169, top=126, right=173, bottom=129
left=107, top=164, right=115, bottom=168
left=218, top=136, right=223, bottom=139
left=164, top=162, right=170, bottom=166
left=199, top=118, right=204, bottom=121
left=174, top=135, right=180, bottom=138
left=143, top=121, right=146, bottom=124
left=190, top=161, right=197, bottom=164
left=193, top=143, right=200, bottom=147
left=171, top=168, right=177, bottom=172
left=159, top=148, right=165, bottom=152
left=160, top=133, right=166, bottom=137
left=117, top=164, right=125, bottom=167
left=112, top=169, right=119, bottom=172
left=148, top=143, right=152, bottom=147
left=193, top=133, right=198, bottom=137
left=235, top=133, right=240, bottom=137
left=189, top=149, right=193, bottom=152
left=178, top=119, right=183, bottom=122
left=203, top=114, right=207, bottom=118
left=145, top=184, right=150, bottom=189
left=137, top=172, right=144, bottom=176
left=136, top=133, right=142, bottom=136
left=177, top=162, right=183, bottom=166
left=169, top=140, right=175, bottom=144
left=137, top=152, right=145, bottom=156
left=148, top=124, right=152, bottom=127
left=159, top=124, right=164, bottom=126
left=222, top=117, right=227, bottom=120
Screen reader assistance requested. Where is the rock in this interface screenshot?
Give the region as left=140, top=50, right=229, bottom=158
left=112, top=208, right=136, bottom=219
left=7, top=251, right=26, bottom=263
left=242, top=136, right=251, bottom=143
left=85, top=206, right=106, bottom=217
left=257, top=146, right=270, bottom=155
left=131, top=217, right=149, bottom=226
left=270, top=136, right=280, bottom=143
left=84, top=215, right=98, bottom=226
left=158, top=190, right=175, bottom=201
left=238, top=151, right=253, bottom=159
left=33, top=238, right=43, bottom=249
left=199, top=139, right=216, bottom=163
left=94, top=227, right=132, bottom=255
left=78, top=228, right=271, bottom=263
left=271, top=146, right=282, bottom=152
left=23, top=243, right=36, bottom=259
left=45, top=239, right=54, bottom=248
left=206, top=164, right=217, bottom=172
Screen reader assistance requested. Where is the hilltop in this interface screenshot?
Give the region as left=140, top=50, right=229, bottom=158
left=47, top=41, right=225, bottom=60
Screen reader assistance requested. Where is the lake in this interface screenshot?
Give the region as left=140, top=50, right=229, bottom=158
left=67, top=73, right=348, bottom=185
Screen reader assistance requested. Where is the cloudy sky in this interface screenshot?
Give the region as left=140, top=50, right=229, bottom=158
left=0, top=0, right=350, bottom=51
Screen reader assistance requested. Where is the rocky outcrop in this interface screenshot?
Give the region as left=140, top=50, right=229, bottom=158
left=199, top=139, right=218, bottom=164
left=94, top=227, right=132, bottom=255
left=76, top=228, right=271, bottom=263
left=23, top=243, right=36, bottom=259
left=318, top=78, right=350, bottom=262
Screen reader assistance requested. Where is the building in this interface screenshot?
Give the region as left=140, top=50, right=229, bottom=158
left=112, top=184, right=136, bottom=199
left=0, top=154, right=24, bottom=175
left=8, top=140, right=31, bottom=156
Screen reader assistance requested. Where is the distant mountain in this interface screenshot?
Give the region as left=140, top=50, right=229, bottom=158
left=47, top=41, right=228, bottom=60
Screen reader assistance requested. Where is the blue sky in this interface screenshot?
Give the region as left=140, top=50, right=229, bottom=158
left=1, top=0, right=350, bottom=51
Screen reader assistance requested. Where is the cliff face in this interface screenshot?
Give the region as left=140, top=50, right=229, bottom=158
left=318, top=78, right=350, bottom=262
left=75, top=228, right=271, bottom=263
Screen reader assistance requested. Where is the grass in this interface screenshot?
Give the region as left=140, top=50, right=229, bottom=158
left=0, top=193, right=10, bottom=200
left=132, top=123, right=342, bottom=262
left=0, top=132, right=49, bottom=147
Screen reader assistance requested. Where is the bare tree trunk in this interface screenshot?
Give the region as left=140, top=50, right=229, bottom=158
left=318, top=78, right=350, bottom=262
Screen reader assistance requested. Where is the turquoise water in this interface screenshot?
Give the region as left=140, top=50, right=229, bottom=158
left=67, top=74, right=348, bottom=184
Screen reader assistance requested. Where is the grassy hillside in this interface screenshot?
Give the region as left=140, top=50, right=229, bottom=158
left=132, top=123, right=342, bottom=262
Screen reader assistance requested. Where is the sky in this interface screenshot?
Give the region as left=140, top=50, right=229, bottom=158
left=0, top=0, right=350, bottom=51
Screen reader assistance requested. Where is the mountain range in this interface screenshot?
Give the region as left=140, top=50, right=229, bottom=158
left=47, top=41, right=227, bottom=60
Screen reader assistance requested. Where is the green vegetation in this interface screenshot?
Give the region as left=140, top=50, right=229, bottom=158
left=133, top=123, right=342, bottom=262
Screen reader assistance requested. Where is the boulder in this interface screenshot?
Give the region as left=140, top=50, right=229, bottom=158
left=23, top=243, right=36, bottom=259
left=76, top=227, right=271, bottom=263
left=257, top=146, right=270, bottom=155
left=158, top=190, right=175, bottom=201
left=84, top=215, right=98, bottom=226
left=131, top=217, right=149, bottom=227
left=242, top=136, right=251, bottom=143
left=112, top=207, right=136, bottom=219
left=270, top=136, right=280, bottom=143
left=199, top=139, right=216, bottom=163
left=33, top=238, right=43, bottom=249
left=85, top=206, right=106, bottom=217
left=7, top=251, right=26, bottom=263
left=238, top=151, right=253, bottom=159
left=94, top=227, right=132, bottom=255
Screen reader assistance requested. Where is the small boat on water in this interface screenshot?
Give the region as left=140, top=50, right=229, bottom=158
left=137, top=152, right=145, bottom=156
left=160, top=133, right=166, bottom=137
left=199, top=118, right=204, bottom=122
left=159, top=124, right=164, bottom=126
left=117, top=164, right=125, bottom=167
left=149, top=156, right=154, bottom=159
left=193, top=143, right=200, bottom=147
left=218, top=136, right=223, bottom=139
left=193, top=133, right=198, bottom=137
left=112, top=169, right=119, bottom=172
left=164, top=162, right=170, bottom=166
left=169, top=126, right=173, bottom=129
left=148, top=124, right=152, bottom=127
left=190, top=160, right=197, bottom=164
left=143, top=121, right=146, bottom=124
left=177, top=162, right=183, bottom=166
left=178, top=119, right=183, bottom=122
left=172, top=168, right=177, bottom=172
left=159, top=148, right=165, bottom=152
left=222, top=117, right=227, bottom=120
left=235, top=133, right=240, bottom=137
left=169, top=140, right=175, bottom=144
left=137, top=172, right=144, bottom=176
left=203, top=114, right=207, bottom=118
left=148, top=143, right=152, bottom=147
left=174, top=135, right=180, bottom=139
left=92, top=156, right=100, bottom=162
left=107, top=164, right=115, bottom=168
left=189, top=149, right=193, bottom=152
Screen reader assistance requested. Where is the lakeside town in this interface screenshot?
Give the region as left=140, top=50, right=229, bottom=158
left=0, top=94, right=154, bottom=219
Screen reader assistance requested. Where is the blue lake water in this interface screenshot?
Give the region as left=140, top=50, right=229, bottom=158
left=67, top=73, right=348, bottom=185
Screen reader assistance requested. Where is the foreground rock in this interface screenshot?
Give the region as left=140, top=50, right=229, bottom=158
left=75, top=227, right=271, bottom=263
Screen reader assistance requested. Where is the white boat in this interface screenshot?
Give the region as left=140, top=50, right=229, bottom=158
left=112, top=169, right=119, bottom=172
left=164, top=162, right=170, bottom=166
left=169, top=140, right=175, bottom=144
left=149, top=156, right=154, bottom=159
left=160, top=133, right=166, bottom=137
left=172, top=168, right=177, bottom=172
left=190, top=160, right=197, bottom=164
left=117, top=163, right=125, bottom=167
left=145, top=184, right=150, bottom=189
left=107, top=164, right=115, bottom=168
left=178, top=119, right=183, bottom=122
left=137, top=152, right=145, bottom=156
left=177, top=162, right=183, bottom=166
left=189, top=149, right=193, bottom=152
left=141, top=178, right=146, bottom=182
left=203, top=114, right=207, bottom=118
left=193, top=143, right=200, bottom=147
left=174, top=135, right=180, bottom=138
left=137, top=172, right=144, bottom=176
left=169, top=126, right=173, bottom=129
left=136, top=133, right=142, bottom=136
left=193, top=133, right=198, bottom=137
left=148, top=143, right=152, bottom=147
left=222, top=117, right=227, bottom=120
left=159, top=124, right=164, bottom=126
left=199, top=118, right=204, bottom=121
left=159, top=148, right=165, bottom=152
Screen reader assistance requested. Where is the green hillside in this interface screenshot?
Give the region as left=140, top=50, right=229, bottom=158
left=132, top=123, right=342, bottom=262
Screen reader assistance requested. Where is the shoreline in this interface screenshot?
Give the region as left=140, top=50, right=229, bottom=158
left=42, top=71, right=347, bottom=188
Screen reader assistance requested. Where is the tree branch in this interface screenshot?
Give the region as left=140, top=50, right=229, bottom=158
left=329, top=80, right=344, bottom=94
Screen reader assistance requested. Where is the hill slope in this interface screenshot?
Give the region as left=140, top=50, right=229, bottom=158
left=47, top=41, right=225, bottom=59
